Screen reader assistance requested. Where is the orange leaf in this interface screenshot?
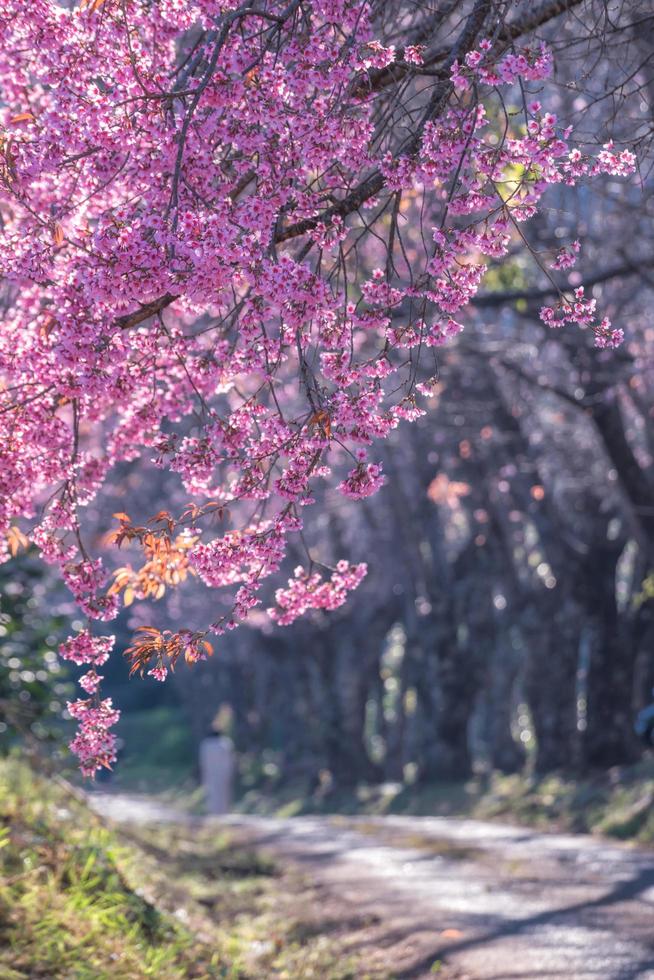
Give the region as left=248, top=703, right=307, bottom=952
left=40, top=314, right=56, bottom=339
left=309, top=410, right=332, bottom=438
left=10, top=112, right=34, bottom=124
left=53, top=223, right=64, bottom=247
left=113, top=512, right=131, bottom=522
left=7, top=526, right=29, bottom=557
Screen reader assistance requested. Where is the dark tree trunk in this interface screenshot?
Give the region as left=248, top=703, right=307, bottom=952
left=523, top=615, right=580, bottom=772
left=590, top=393, right=654, bottom=552
left=412, top=622, right=478, bottom=782
left=583, top=635, right=639, bottom=767
left=313, top=620, right=385, bottom=787
left=482, top=633, right=526, bottom=773
left=580, top=542, right=640, bottom=767
left=633, top=599, right=654, bottom=712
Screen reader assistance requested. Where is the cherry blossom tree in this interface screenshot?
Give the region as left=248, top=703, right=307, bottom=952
left=0, top=0, right=640, bottom=774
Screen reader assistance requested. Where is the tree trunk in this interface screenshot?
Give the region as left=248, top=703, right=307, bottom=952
left=313, top=623, right=382, bottom=787
left=412, top=622, right=477, bottom=782
left=581, top=545, right=640, bottom=767
left=523, top=603, right=580, bottom=772
left=483, top=632, right=526, bottom=773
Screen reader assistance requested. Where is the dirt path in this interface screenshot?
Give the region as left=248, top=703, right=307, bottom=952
left=90, top=795, right=654, bottom=979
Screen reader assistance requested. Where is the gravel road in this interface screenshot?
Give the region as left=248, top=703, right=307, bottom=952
left=90, top=794, right=654, bottom=979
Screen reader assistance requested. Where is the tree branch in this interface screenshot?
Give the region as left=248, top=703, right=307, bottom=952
left=353, top=0, right=587, bottom=100
left=278, top=0, right=493, bottom=243
left=473, top=257, right=653, bottom=308
left=115, top=293, right=179, bottom=330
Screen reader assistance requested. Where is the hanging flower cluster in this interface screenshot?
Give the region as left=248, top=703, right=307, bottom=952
left=270, top=562, right=368, bottom=626
left=0, top=1, right=636, bottom=772
left=59, top=631, right=119, bottom=774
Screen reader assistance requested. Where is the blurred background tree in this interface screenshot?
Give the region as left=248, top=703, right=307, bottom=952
left=0, top=552, right=72, bottom=761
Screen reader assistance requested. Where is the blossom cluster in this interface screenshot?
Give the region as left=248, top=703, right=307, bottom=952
left=60, top=630, right=119, bottom=776
left=337, top=462, right=386, bottom=499
left=551, top=240, right=581, bottom=271
left=269, top=562, right=368, bottom=626
left=67, top=696, right=121, bottom=778
left=452, top=39, right=553, bottom=91
left=540, top=288, right=624, bottom=349
left=59, top=630, right=114, bottom=667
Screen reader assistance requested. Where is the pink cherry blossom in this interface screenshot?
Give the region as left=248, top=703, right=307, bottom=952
left=59, top=631, right=114, bottom=668
left=67, top=697, right=120, bottom=778
left=269, top=561, right=368, bottom=625
left=0, top=5, right=636, bottom=772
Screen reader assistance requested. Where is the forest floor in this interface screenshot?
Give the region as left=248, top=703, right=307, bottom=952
left=91, top=793, right=654, bottom=980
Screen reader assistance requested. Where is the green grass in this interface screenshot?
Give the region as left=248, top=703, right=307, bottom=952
left=120, top=820, right=372, bottom=979
left=0, top=756, right=391, bottom=979
left=0, top=756, right=222, bottom=979
left=471, top=763, right=654, bottom=843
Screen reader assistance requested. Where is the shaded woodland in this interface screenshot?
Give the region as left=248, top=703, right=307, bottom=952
left=169, top=0, right=654, bottom=784
left=173, top=310, right=654, bottom=787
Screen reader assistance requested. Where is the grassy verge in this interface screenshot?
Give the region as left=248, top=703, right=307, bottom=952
left=121, top=820, right=379, bottom=980
left=0, top=756, right=223, bottom=979
left=470, top=762, right=654, bottom=842
left=239, top=758, right=654, bottom=844
left=0, top=756, right=390, bottom=979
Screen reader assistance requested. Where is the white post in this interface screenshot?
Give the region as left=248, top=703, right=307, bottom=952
left=199, top=734, right=235, bottom=814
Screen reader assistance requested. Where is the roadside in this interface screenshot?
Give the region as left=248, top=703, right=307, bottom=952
left=104, top=710, right=654, bottom=847
left=0, top=757, right=396, bottom=979
left=91, top=794, right=654, bottom=980
left=235, top=759, right=654, bottom=845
